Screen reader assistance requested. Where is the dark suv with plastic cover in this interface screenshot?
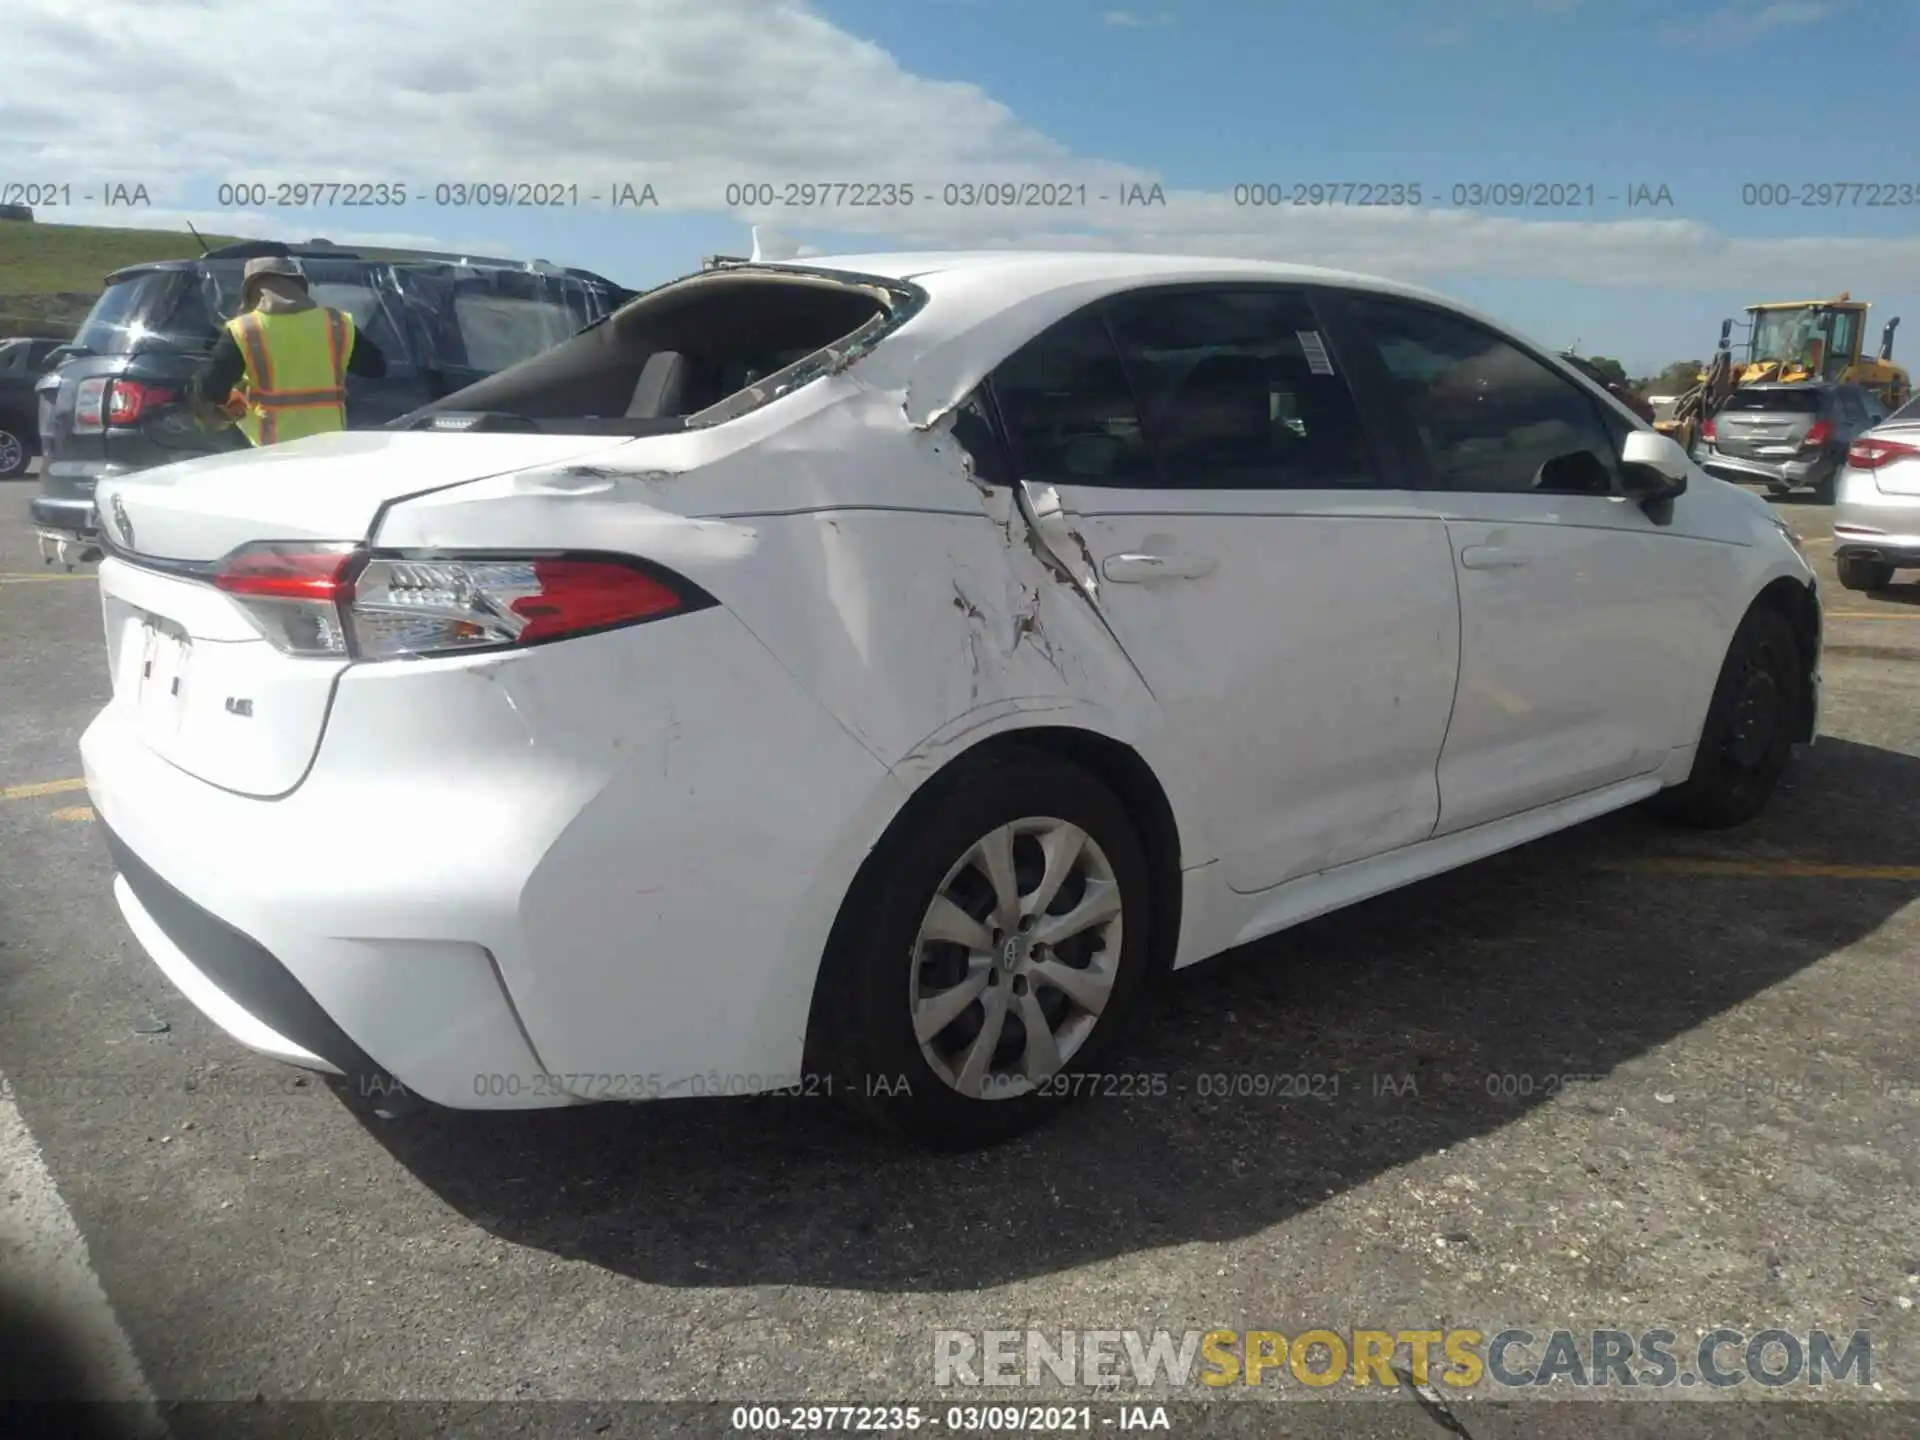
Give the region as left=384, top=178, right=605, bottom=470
left=30, top=240, right=631, bottom=564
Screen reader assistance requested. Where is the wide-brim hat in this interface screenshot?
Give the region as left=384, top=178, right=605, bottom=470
left=240, top=255, right=309, bottom=307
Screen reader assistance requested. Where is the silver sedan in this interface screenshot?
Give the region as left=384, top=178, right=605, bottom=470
left=1832, top=397, right=1920, bottom=591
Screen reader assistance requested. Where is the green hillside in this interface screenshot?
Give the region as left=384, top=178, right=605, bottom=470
left=0, top=219, right=246, bottom=339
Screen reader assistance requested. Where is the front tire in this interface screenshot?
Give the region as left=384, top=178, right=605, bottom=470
left=812, top=748, right=1155, bottom=1149
left=1837, top=554, right=1895, bottom=592
left=1650, top=604, right=1802, bottom=829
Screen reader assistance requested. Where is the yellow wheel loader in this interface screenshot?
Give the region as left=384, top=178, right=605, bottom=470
left=1655, top=295, right=1909, bottom=454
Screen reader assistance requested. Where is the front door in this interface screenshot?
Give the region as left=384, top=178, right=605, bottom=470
left=1328, top=292, right=1734, bottom=835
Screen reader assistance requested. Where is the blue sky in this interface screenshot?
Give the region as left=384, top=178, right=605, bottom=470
left=9, top=0, right=1920, bottom=375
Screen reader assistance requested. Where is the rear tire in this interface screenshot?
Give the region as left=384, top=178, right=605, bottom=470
left=1837, top=554, right=1896, bottom=592
left=1812, top=467, right=1837, bottom=504
left=1649, top=605, right=1802, bottom=829
left=811, top=748, right=1156, bottom=1149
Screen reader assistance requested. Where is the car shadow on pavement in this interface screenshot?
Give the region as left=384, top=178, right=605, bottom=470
left=342, top=735, right=1920, bottom=1293
left=1850, top=583, right=1920, bottom=608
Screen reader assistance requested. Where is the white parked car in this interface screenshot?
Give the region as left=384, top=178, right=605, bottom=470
left=82, top=253, right=1822, bottom=1147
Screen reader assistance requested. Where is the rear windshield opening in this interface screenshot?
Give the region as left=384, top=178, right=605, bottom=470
left=394, top=269, right=908, bottom=434
left=1723, top=389, right=1823, bottom=414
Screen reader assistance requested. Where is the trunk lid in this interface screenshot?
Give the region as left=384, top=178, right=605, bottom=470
left=94, top=430, right=634, bottom=797
left=93, top=431, right=625, bottom=562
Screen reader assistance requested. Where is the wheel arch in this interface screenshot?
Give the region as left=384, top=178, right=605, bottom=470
left=1751, top=575, right=1820, bottom=743
left=801, top=724, right=1188, bottom=1074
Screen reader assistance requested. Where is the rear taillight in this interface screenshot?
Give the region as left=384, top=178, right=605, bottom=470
left=211, top=544, right=710, bottom=658
left=1699, top=417, right=1715, bottom=443
left=107, top=380, right=179, bottom=426
left=1847, top=436, right=1920, bottom=470
left=211, top=543, right=362, bottom=655
left=1803, top=420, right=1833, bottom=447
left=71, top=378, right=179, bottom=433
left=72, top=377, right=108, bottom=433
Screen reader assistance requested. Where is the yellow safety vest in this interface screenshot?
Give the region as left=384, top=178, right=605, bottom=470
left=224, top=307, right=355, bottom=446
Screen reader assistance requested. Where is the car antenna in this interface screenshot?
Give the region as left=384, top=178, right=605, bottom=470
left=185, top=220, right=212, bottom=256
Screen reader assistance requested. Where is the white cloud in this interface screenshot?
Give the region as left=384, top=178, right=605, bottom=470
left=1102, top=9, right=1174, bottom=25
left=1663, top=0, right=1829, bottom=43
left=2, top=0, right=1899, bottom=299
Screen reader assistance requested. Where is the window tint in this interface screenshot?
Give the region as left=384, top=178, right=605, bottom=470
left=988, top=308, right=1154, bottom=484
left=0, top=342, right=20, bottom=375
left=1104, top=288, right=1375, bottom=487
left=1349, top=297, right=1618, bottom=495
left=73, top=273, right=189, bottom=355
left=1722, top=388, right=1821, bottom=414
left=1836, top=389, right=1867, bottom=425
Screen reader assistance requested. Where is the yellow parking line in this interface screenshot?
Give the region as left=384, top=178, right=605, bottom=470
left=1604, top=857, right=1920, bottom=880
left=1827, top=611, right=1920, bottom=620
left=1, top=778, right=87, bottom=801
left=0, top=572, right=94, bottom=583
left=48, top=806, right=95, bottom=822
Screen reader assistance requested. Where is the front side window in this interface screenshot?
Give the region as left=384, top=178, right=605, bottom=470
left=988, top=308, right=1154, bottom=485
left=1346, top=296, right=1618, bottom=495
left=1104, top=287, right=1376, bottom=487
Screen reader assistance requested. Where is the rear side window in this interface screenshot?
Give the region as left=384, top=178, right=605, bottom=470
left=1889, top=395, right=1920, bottom=424
left=1722, top=389, right=1822, bottom=414
left=989, top=309, right=1155, bottom=485
left=1105, top=287, right=1375, bottom=487
left=73, top=274, right=191, bottom=355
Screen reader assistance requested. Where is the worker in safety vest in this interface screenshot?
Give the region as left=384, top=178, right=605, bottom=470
left=188, top=256, right=386, bottom=445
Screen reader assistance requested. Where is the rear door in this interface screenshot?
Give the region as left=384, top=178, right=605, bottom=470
left=986, top=286, right=1461, bottom=893
left=1323, top=291, right=1735, bottom=834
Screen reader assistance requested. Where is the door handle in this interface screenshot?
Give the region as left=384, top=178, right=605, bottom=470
left=1459, top=545, right=1529, bottom=572
left=1102, top=551, right=1217, bottom=582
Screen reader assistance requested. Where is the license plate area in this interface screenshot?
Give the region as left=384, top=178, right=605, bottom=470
left=133, top=614, right=193, bottom=734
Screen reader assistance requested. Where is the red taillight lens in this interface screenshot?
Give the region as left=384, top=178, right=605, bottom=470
left=1803, top=420, right=1833, bottom=447
left=212, top=544, right=362, bottom=602
left=106, top=380, right=180, bottom=426
left=1699, top=417, right=1715, bottom=442
left=1847, top=436, right=1920, bottom=469
left=212, top=543, right=364, bottom=655
left=211, top=545, right=708, bottom=658
left=507, top=559, right=685, bottom=642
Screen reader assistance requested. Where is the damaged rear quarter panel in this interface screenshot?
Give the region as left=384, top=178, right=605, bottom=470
left=373, top=327, right=1195, bottom=848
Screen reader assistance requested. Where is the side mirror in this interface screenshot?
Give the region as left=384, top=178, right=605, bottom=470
left=1619, top=428, right=1689, bottom=506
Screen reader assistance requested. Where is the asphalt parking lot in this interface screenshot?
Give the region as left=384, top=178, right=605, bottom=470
left=2, top=474, right=1917, bottom=1439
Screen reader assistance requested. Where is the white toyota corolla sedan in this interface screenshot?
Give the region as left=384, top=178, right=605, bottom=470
left=81, top=252, right=1821, bottom=1146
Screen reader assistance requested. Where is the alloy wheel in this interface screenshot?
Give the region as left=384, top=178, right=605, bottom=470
left=908, top=817, right=1124, bottom=1101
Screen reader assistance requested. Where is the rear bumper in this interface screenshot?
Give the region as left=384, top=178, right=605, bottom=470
left=29, top=494, right=97, bottom=535
left=80, top=608, right=906, bottom=1109
left=1694, top=450, right=1828, bottom=488
left=1833, top=484, right=1920, bottom=567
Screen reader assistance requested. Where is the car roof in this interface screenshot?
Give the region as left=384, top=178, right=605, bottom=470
left=731, top=249, right=1562, bottom=426
left=103, top=242, right=623, bottom=289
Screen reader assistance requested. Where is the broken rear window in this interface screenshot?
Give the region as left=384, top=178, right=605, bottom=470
left=391, top=266, right=925, bottom=435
